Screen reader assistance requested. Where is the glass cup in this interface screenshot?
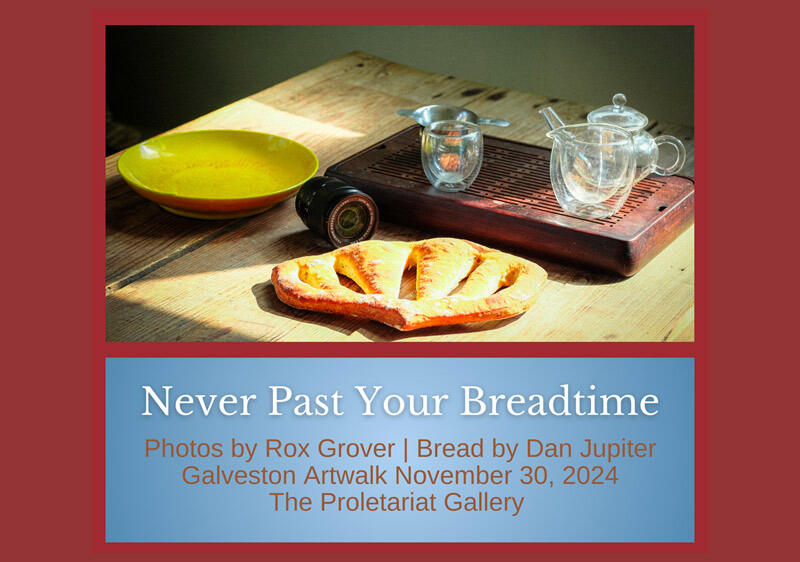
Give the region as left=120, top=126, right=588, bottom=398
left=421, top=120, right=483, bottom=192
left=546, top=123, right=637, bottom=219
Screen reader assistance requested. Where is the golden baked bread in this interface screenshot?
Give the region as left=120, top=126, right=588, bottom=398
left=271, top=237, right=547, bottom=331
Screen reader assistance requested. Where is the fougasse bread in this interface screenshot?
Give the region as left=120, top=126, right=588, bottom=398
left=270, top=237, right=547, bottom=331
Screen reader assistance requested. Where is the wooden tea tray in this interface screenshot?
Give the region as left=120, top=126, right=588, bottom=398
left=326, top=125, right=694, bottom=276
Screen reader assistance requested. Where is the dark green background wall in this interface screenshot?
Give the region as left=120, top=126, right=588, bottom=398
left=107, top=26, right=693, bottom=139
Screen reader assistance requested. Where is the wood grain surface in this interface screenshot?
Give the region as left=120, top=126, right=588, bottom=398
left=105, top=51, right=695, bottom=342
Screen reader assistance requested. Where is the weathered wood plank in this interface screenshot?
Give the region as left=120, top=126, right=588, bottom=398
left=106, top=168, right=245, bottom=293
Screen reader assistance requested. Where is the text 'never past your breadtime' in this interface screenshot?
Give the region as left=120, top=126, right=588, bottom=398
left=141, top=384, right=659, bottom=417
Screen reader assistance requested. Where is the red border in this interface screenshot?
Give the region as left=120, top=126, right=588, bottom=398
left=91, top=8, right=708, bottom=559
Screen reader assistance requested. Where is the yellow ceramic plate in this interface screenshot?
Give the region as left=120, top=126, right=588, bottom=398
left=117, top=129, right=319, bottom=219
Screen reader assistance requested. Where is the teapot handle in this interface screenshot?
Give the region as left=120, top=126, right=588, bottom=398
left=654, top=135, right=687, bottom=176
left=477, top=117, right=510, bottom=127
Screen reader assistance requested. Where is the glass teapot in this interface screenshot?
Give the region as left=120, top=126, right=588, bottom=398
left=587, top=93, right=686, bottom=183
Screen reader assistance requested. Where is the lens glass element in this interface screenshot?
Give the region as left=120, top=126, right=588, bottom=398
left=326, top=193, right=378, bottom=247
left=334, top=203, right=367, bottom=239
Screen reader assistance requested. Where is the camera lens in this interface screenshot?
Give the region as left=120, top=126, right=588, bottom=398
left=295, top=177, right=378, bottom=247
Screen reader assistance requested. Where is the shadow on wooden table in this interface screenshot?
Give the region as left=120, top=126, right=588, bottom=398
left=106, top=294, right=261, bottom=342
left=106, top=183, right=242, bottom=241
left=252, top=279, right=525, bottom=342
left=356, top=317, right=519, bottom=342
left=252, top=280, right=362, bottom=337
left=534, top=260, right=626, bottom=287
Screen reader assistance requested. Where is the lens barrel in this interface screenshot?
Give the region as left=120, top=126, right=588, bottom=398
left=295, top=177, right=379, bottom=247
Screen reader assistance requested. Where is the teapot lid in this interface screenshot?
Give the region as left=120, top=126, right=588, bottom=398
left=587, top=93, right=648, bottom=130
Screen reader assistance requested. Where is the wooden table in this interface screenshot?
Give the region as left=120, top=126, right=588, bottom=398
left=106, top=51, right=694, bottom=342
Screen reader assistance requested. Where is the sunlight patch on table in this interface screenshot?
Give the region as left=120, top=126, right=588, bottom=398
left=172, top=99, right=364, bottom=141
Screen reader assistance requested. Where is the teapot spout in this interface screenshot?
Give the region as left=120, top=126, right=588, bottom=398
left=539, top=106, right=567, bottom=131
left=545, top=126, right=575, bottom=143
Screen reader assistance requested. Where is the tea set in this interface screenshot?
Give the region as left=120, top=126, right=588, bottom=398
left=117, top=91, right=687, bottom=248
left=397, top=93, right=686, bottom=219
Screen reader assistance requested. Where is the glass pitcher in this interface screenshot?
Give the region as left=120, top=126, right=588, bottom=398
left=546, top=123, right=637, bottom=219
left=587, top=93, right=686, bottom=183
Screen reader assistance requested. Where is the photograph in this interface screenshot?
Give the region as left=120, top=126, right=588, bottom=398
left=105, top=25, right=695, bottom=342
